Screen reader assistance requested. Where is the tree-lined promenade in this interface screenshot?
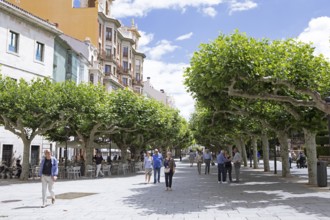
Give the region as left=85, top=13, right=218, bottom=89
left=0, top=76, right=192, bottom=180
left=185, top=31, right=330, bottom=186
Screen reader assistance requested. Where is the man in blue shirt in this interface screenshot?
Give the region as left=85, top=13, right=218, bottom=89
left=216, top=150, right=227, bottom=183
left=152, top=149, right=163, bottom=183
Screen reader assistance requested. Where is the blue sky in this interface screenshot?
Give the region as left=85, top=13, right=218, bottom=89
left=112, top=0, right=330, bottom=120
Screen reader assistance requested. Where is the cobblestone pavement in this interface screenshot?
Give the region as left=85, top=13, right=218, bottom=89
left=1, top=159, right=330, bottom=220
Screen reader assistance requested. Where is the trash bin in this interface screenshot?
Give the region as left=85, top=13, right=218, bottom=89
left=317, top=161, right=328, bottom=187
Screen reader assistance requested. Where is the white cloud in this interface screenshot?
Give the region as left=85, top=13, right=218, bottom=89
left=176, top=32, right=194, bottom=41
left=111, top=0, right=224, bottom=18
left=147, top=40, right=179, bottom=60
left=143, top=59, right=195, bottom=120
left=298, top=16, right=330, bottom=59
left=138, top=31, right=154, bottom=48
left=228, top=0, right=258, bottom=15
left=202, top=7, right=218, bottom=17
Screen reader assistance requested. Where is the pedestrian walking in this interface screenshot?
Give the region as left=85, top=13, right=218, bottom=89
left=203, top=149, right=211, bottom=174
left=216, top=150, right=226, bottom=183
left=144, top=151, right=153, bottom=184
left=196, top=151, right=203, bottom=175
left=164, top=152, right=176, bottom=191
left=189, top=150, right=196, bottom=167
left=152, top=149, right=163, bottom=183
left=94, top=152, right=104, bottom=178
left=38, top=150, right=58, bottom=208
left=224, top=151, right=232, bottom=183
left=232, top=147, right=242, bottom=182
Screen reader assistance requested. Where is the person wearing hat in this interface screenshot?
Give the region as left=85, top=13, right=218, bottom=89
left=152, top=149, right=163, bottom=184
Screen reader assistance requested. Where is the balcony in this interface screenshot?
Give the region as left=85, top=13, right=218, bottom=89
left=117, top=66, right=132, bottom=77
left=104, top=72, right=120, bottom=84
left=98, top=50, right=116, bottom=63
left=133, top=79, right=143, bottom=86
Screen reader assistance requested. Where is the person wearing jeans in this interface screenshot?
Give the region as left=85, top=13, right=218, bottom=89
left=39, top=150, right=58, bottom=208
left=203, top=149, right=211, bottom=174
left=164, top=152, right=176, bottom=191
left=216, top=150, right=226, bottom=183
left=152, top=149, right=163, bottom=183
left=224, top=151, right=233, bottom=182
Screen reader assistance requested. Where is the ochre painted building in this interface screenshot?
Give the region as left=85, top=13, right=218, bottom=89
left=7, top=0, right=104, bottom=46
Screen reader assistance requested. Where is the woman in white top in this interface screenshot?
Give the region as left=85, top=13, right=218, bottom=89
left=144, top=151, right=153, bottom=184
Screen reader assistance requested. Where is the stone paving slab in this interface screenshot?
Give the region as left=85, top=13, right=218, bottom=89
left=0, top=159, right=330, bottom=220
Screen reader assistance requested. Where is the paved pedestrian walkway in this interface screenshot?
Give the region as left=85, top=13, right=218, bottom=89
left=1, top=159, right=330, bottom=220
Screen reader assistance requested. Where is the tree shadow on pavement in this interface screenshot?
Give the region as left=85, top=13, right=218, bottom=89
left=122, top=160, right=330, bottom=218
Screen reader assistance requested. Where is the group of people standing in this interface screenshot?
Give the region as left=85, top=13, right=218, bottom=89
left=144, top=149, right=176, bottom=191
left=190, top=148, right=242, bottom=183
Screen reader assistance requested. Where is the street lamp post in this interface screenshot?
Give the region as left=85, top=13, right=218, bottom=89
left=64, top=125, right=70, bottom=176
left=274, top=144, right=277, bottom=174
left=325, top=96, right=330, bottom=146
left=249, top=146, right=252, bottom=167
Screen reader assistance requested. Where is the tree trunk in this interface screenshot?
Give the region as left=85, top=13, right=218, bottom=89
left=227, top=145, right=233, bottom=158
left=234, top=138, right=242, bottom=153
left=277, top=131, right=290, bottom=177
left=84, top=139, right=94, bottom=168
left=240, top=137, right=248, bottom=167
left=121, top=145, right=128, bottom=161
left=261, top=133, right=270, bottom=172
left=251, top=137, right=258, bottom=169
left=303, top=128, right=317, bottom=185
left=20, top=138, right=32, bottom=180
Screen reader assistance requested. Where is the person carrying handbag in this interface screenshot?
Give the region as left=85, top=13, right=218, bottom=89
left=164, top=152, right=176, bottom=191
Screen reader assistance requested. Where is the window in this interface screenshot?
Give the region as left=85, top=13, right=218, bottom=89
left=90, top=73, right=94, bottom=84
left=114, top=30, right=117, bottom=43
left=122, top=77, right=128, bottom=86
left=106, top=27, right=112, bottom=41
left=105, top=64, right=111, bottom=74
left=35, top=42, right=44, bottom=62
left=123, top=61, right=128, bottom=71
left=135, top=60, right=141, bottom=70
left=113, top=48, right=116, bottom=57
left=8, top=31, right=19, bottom=53
left=73, top=0, right=95, bottom=8
left=113, top=67, right=116, bottom=76
left=106, top=1, right=109, bottom=15
left=123, top=47, right=128, bottom=58
left=105, top=47, right=111, bottom=57
left=135, top=73, right=140, bottom=81
left=99, top=23, right=102, bottom=38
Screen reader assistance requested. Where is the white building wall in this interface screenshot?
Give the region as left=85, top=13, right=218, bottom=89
left=0, top=127, right=52, bottom=165
left=0, top=12, right=56, bottom=80
left=143, top=78, right=168, bottom=105
left=0, top=7, right=59, bottom=164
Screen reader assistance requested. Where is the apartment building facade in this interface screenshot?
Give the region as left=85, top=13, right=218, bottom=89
left=9, top=0, right=146, bottom=94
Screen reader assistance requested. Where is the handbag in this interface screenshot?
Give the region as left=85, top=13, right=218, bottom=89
left=164, top=167, right=170, bottom=173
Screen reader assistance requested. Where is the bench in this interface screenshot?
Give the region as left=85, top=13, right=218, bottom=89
left=318, top=156, right=330, bottom=166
